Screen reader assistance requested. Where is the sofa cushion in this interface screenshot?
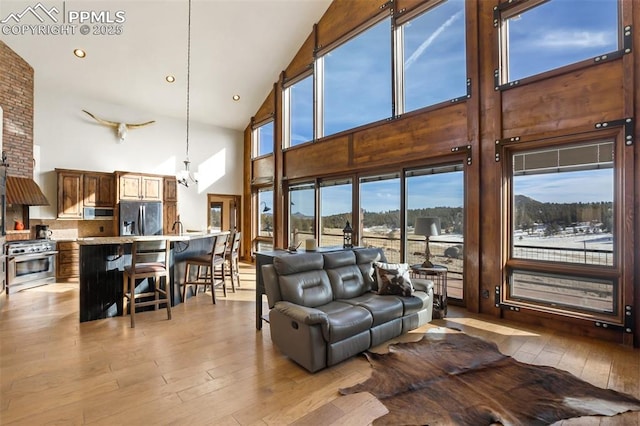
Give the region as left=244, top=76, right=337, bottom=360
left=374, top=262, right=414, bottom=297
left=279, top=270, right=334, bottom=308
left=274, top=252, right=324, bottom=275
left=324, top=251, right=371, bottom=298
left=273, top=253, right=334, bottom=308
left=317, top=301, right=373, bottom=343
left=340, top=293, right=404, bottom=326
left=327, top=265, right=370, bottom=299
left=393, top=290, right=431, bottom=315
left=323, top=251, right=357, bottom=269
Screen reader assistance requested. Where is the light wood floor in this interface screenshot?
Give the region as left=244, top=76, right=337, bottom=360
left=1, top=263, right=639, bottom=425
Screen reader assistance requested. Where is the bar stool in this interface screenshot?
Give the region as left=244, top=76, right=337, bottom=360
left=181, top=233, right=229, bottom=304
left=122, top=239, right=172, bottom=328
left=225, top=231, right=241, bottom=292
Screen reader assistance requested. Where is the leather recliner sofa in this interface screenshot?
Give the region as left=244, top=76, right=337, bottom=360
left=262, top=248, right=434, bottom=372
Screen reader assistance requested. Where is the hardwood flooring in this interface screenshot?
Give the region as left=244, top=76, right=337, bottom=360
left=1, top=263, right=638, bottom=425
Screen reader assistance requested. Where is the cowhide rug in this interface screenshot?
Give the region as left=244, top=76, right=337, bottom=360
left=340, top=331, right=640, bottom=425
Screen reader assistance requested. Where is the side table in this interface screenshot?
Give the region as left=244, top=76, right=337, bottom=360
left=410, top=264, right=448, bottom=318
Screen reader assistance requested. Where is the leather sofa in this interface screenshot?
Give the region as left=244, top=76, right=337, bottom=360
left=262, top=248, right=434, bottom=372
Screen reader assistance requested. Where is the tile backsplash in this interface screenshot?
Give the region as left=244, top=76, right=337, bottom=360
left=28, top=219, right=116, bottom=240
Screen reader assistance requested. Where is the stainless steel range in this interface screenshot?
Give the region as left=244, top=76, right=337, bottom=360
left=6, top=239, right=57, bottom=294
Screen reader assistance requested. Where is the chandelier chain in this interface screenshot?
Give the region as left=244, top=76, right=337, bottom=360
left=186, top=0, right=192, bottom=160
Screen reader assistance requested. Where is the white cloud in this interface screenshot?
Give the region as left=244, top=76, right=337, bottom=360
left=405, top=9, right=464, bottom=70
left=534, top=30, right=613, bottom=49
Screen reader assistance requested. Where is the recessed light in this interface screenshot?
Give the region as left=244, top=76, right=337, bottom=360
left=165, top=75, right=176, bottom=83
left=73, top=48, right=86, bottom=58
left=232, top=94, right=240, bottom=101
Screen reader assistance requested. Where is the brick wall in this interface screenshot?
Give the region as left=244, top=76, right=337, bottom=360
left=0, top=41, right=34, bottom=179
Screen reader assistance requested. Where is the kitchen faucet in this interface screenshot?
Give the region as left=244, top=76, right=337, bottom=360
left=172, top=220, right=184, bottom=235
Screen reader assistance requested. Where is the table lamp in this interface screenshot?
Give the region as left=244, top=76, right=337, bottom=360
left=414, top=217, right=441, bottom=268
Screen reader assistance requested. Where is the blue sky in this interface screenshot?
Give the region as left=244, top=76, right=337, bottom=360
left=507, top=0, right=617, bottom=81
left=515, top=169, right=613, bottom=204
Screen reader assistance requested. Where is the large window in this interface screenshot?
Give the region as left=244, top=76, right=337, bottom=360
left=254, top=121, right=274, bottom=157
left=319, top=17, right=392, bottom=137
left=406, top=164, right=464, bottom=299
left=397, top=0, right=466, bottom=113
left=507, top=140, right=616, bottom=314
left=283, top=73, right=314, bottom=148
left=500, top=0, right=618, bottom=83
left=257, top=189, right=273, bottom=252
left=360, top=174, right=400, bottom=262
left=319, top=179, right=352, bottom=247
left=289, top=182, right=315, bottom=248
left=511, top=142, right=614, bottom=265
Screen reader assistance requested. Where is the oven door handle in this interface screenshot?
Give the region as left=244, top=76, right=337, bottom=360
left=9, top=251, right=58, bottom=260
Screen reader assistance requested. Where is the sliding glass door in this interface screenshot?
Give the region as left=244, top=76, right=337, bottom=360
left=406, top=164, right=464, bottom=300
left=359, top=173, right=401, bottom=262
left=289, top=182, right=315, bottom=249
left=319, top=179, right=352, bottom=247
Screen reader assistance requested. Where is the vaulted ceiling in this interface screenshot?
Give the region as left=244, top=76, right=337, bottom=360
left=1, top=0, right=331, bottom=131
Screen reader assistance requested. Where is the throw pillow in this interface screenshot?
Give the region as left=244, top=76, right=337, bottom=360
left=374, top=262, right=414, bottom=297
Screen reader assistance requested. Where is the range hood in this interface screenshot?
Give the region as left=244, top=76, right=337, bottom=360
left=6, top=176, right=50, bottom=206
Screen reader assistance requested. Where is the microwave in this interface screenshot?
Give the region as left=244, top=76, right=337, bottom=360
left=83, top=207, right=114, bottom=220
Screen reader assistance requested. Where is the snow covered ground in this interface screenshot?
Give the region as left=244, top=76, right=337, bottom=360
left=434, top=231, right=613, bottom=250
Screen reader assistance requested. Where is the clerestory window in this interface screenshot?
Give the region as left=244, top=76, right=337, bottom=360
left=498, top=0, right=619, bottom=84
left=283, top=73, right=314, bottom=148
left=396, top=0, right=467, bottom=113
left=316, top=16, right=392, bottom=138
left=253, top=121, right=274, bottom=158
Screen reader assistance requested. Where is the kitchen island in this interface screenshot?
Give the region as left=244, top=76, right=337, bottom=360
left=77, top=231, right=229, bottom=322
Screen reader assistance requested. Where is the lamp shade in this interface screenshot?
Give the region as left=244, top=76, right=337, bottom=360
left=414, top=217, right=441, bottom=237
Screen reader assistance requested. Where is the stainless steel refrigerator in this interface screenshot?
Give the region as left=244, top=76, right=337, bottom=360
left=119, top=201, right=163, bottom=236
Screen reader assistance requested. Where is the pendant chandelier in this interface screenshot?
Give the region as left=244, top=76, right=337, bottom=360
left=178, top=0, right=198, bottom=188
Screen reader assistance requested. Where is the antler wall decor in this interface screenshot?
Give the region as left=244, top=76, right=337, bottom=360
left=82, top=110, right=155, bottom=143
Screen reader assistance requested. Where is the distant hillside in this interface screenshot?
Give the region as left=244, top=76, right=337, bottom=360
left=514, top=194, right=543, bottom=210
left=513, top=195, right=612, bottom=233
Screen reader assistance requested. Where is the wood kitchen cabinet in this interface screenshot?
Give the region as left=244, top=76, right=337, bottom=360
left=56, top=170, right=83, bottom=219
left=57, top=241, right=79, bottom=281
left=164, top=177, right=177, bottom=202
left=83, top=172, right=115, bottom=207
left=164, top=202, right=178, bottom=234
left=163, top=177, right=179, bottom=234
left=117, top=173, right=163, bottom=201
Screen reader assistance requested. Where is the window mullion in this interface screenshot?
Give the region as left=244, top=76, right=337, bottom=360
left=282, top=88, right=291, bottom=150
left=394, top=20, right=405, bottom=116
left=314, top=57, right=324, bottom=139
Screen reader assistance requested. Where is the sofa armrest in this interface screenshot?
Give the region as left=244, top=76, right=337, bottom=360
left=273, top=301, right=330, bottom=327
left=262, top=264, right=282, bottom=308
left=412, top=278, right=434, bottom=293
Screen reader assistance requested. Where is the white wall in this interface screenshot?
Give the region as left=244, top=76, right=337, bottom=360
left=31, top=86, right=244, bottom=232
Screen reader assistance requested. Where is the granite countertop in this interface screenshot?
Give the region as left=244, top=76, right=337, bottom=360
left=76, top=231, right=228, bottom=245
